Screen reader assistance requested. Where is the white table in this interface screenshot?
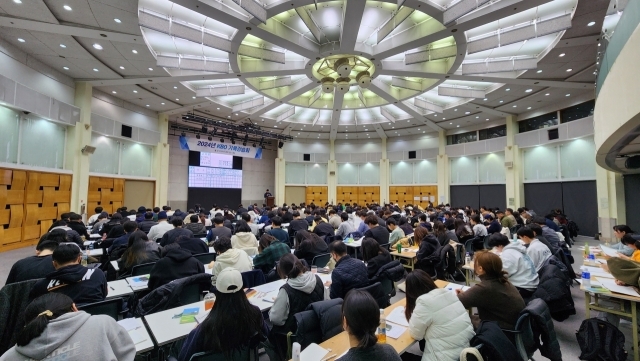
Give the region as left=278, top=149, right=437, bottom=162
left=118, top=318, right=155, bottom=353
left=84, top=248, right=104, bottom=257
left=144, top=300, right=204, bottom=346
left=110, top=260, right=120, bottom=271
left=248, top=273, right=332, bottom=312
left=89, top=234, right=102, bottom=239
left=83, top=240, right=95, bottom=246
left=107, top=279, right=133, bottom=299
left=345, top=238, right=363, bottom=259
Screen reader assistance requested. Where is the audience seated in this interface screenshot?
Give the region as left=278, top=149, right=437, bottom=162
left=415, top=226, right=439, bottom=262
left=433, top=221, right=458, bottom=246
left=609, top=225, right=636, bottom=256
left=454, top=218, right=473, bottom=243
left=175, top=235, right=209, bottom=255
left=487, top=233, right=539, bottom=300
left=361, top=237, right=392, bottom=278
left=288, top=211, right=309, bottom=238
left=148, top=243, right=204, bottom=290
left=456, top=251, right=525, bottom=329
left=101, top=213, right=123, bottom=238
left=117, top=230, right=160, bottom=276
left=87, top=206, right=103, bottom=226
left=470, top=215, right=488, bottom=237
left=267, top=216, right=289, bottom=246
left=108, top=221, right=138, bottom=253
left=485, top=215, right=501, bottom=234
left=253, top=234, right=291, bottom=275
left=363, top=215, right=390, bottom=245
left=206, top=216, right=232, bottom=243
left=147, top=211, right=173, bottom=241
left=138, top=212, right=158, bottom=233
left=533, top=217, right=561, bottom=250
left=337, top=290, right=402, bottom=361
left=518, top=227, right=552, bottom=272
left=184, top=215, right=206, bottom=235
left=159, top=218, right=194, bottom=247
left=418, top=214, right=432, bottom=232
left=328, top=241, right=368, bottom=299
left=210, top=236, right=253, bottom=287
left=178, top=268, right=268, bottom=361
left=66, top=213, right=90, bottom=239
left=313, top=216, right=335, bottom=238
left=398, top=217, right=414, bottom=237
left=294, top=230, right=329, bottom=266
left=616, top=234, right=640, bottom=261
left=90, top=212, right=110, bottom=235
left=402, top=270, right=474, bottom=361
left=336, top=212, right=356, bottom=238
left=231, top=220, right=259, bottom=249
left=242, top=213, right=260, bottom=237
left=386, top=219, right=405, bottom=246
left=5, top=230, right=65, bottom=285
left=29, top=244, right=107, bottom=306
left=0, top=293, right=136, bottom=361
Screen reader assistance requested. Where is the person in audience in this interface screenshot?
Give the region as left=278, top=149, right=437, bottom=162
left=497, top=210, right=516, bottom=229
left=312, top=215, right=334, bottom=238
left=386, top=218, right=405, bottom=246
left=231, top=220, right=259, bottom=249
left=5, top=230, right=64, bottom=284
left=206, top=216, right=233, bottom=243
left=353, top=211, right=368, bottom=235
left=433, top=221, right=457, bottom=246
left=198, top=212, right=212, bottom=227
left=294, top=231, right=329, bottom=266
left=487, top=233, right=539, bottom=300
left=117, top=230, right=161, bottom=276
left=402, top=270, right=474, bottom=361
left=304, top=208, right=314, bottom=226
left=241, top=213, right=260, bottom=237
left=454, top=218, right=473, bottom=242
left=90, top=212, right=110, bottom=235
left=267, top=216, right=290, bottom=246
left=336, top=212, right=356, bottom=238
left=138, top=212, right=158, bottom=233
left=253, top=234, right=291, bottom=275
left=328, top=209, right=342, bottom=229
left=147, top=211, right=173, bottom=241
left=66, top=213, right=90, bottom=239
left=29, top=243, right=107, bottom=305
left=159, top=218, right=194, bottom=246
left=485, top=214, right=501, bottom=234
left=0, top=293, right=136, bottom=361
left=269, top=254, right=324, bottom=356
left=543, top=214, right=560, bottom=231
left=210, top=236, right=253, bottom=287
left=178, top=268, right=267, bottom=361
left=328, top=241, right=369, bottom=299
left=456, top=251, right=525, bottom=329
left=184, top=214, right=206, bottom=235
left=100, top=213, right=123, bottom=238
left=108, top=220, right=138, bottom=253
left=616, top=234, right=640, bottom=261
left=49, top=220, right=84, bottom=247
left=398, top=217, right=414, bottom=237
left=337, top=290, right=402, bottom=361
left=288, top=211, right=309, bottom=238
left=174, top=234, right=209, bottom=255
left=148, top=243, right=204, bottom=290
left=532, top=216, right=560, bottom=250
left=362, top=237, right=392, bottom=278
left=610, top=225, right=637, bottom=256
left=415, top=226, right=439, bottom=263
left=470, top=215, right=488, bottom=238
left=528, top=223, right=555, bottom=252
left=518, top=227, right=552, bottom=272
left=87, top=206, right=103, bottom=226
left=237, top=204, right=248, bottom=215
left=182, top=209, right=197, bottom=224
left=363, top=215, right=390, bottom=245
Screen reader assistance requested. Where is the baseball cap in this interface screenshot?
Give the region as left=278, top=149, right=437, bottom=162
left=216, top=268, right=243, bottom=293
left=484, top=214, right=493, bottom=220
left=158, top=211, right=168, bottom=220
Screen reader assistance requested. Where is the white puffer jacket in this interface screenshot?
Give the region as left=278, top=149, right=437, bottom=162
left=408, top=289, right=475, bottom=361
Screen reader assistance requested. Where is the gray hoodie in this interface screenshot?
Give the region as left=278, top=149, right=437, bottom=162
left=499, top=242, right=539, bottom=291
left=0, top=311, right=136, bottom=361
left=269, top=272, right=318, bottom=326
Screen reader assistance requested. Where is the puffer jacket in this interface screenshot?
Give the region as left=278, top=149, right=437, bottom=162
left=231, top=232, right=259, bottom=249
left=408, top=289, right=475, bottom=361
left=500, top=242, right=539, bottom=290
left=524, top=298, right=562, bottom=361
left=531, top=257, right=575, bottom=321
left=371, top=260, right=406, bottom=284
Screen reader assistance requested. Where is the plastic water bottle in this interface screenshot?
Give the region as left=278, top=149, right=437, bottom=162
left=377, top=309, right=386, bottom=343
left=204, top=292, right=216, bottom=311
left=465, top=252, right=471, bottom=265
left=292, top=342, right=301, bottom=361
left=584, top=242, right=590, bottom=260
left=581, top=266, right=591, bottom=288
left=81, top=252, right=88, bottom=266
left=88, top=242, right=94, bottom=252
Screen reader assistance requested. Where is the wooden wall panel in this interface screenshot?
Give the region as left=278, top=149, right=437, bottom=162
left=389, top=186, right=438, bottom=208
left=337, top=186, right=380, bottom=205
left=305, top=186, right=328, bottom=205
left=0, top=168, right=73, bottom=252
left=88, top=176, right=126, bottom=215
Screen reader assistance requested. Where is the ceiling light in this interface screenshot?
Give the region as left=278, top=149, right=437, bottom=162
left=566, top=94, right=570, bottom=97
left=527, top=107, right=531, bottom=110
left=63, top=5, right=72, bottom=11
left=13, top=0, right=22, bottom=3
left=449, top=122, right=452, bottom=125
left=17, top=38, right=25, bottom=43
left=566, top=68, right=572, bottom=72
left=93, top=43, right=103, bottom=50
left=499, top=100, right=503, bottom=103
left=173, top=86, right=177, bottom=89
left=119, top=66, right=125, bottom=70
left=235, top=113, right=239, bottom=115
left=145, top=104, right=149, bottom=107
left=475, top=116, right=479, bottom=118
left=161, top=102, right=165, bottom=105
left=217, top=108, right=220, bottom=110
left=598, top=43, right=601, bottom=47
left=148, top=67, right=153, bottom=71
left=587, top=21, right=596, bottom=27
left=63, top=66, right=69, bottom=70
left=454, top=109, right=457, bottom=111
left=111, top=91, right=116, bottom=94
left=114, top=18, right=122, bottom=23
left=176, top=98, right=179, bottom=101
left=513, top=105, right=517, bottom=108
left=227, top=116, right=230, bottom=118
left=483, top=98, right=487, bottom=101
left=506, top=88, right=510, bottom=91
left=525, top=89, right=532, bottom=93
left=536, top=70, right=542, bottom=73
left=193, top=96, right=196, bottom=99
left=133, top=90, right=138, bottom=93
left=60, top=44, right=66, bottom=48
left=465, top=112, right=470, bottom=114
left=132, top=50, right=138, bottom=54
left=456, top=125, right=460, bottom=128
left=545, top=93, right=550, bottom=96
left=486, top=118, right=489, bottom=121
left=559, top=53, right=565, bottom=57
left=93, top=68, right=98, bottom=72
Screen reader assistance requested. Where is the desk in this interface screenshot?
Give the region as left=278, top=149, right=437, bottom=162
left=345, top=239, right=362, bottom=259
left=84, top=248, right=104, bottom=257
left=118, top=318, right=155, bottom=353
left=89, top=234, right=102, bottom=239
left=390, top=247, right=418, bottom=271
left=248, top=273, right=332, bottom=312
left=107, top=279, right=133, bottom=299
left=144, top=300, right=204, bottom=346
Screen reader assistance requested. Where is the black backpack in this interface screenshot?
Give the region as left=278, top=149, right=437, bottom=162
left=576, top=318, right=627, bottom=361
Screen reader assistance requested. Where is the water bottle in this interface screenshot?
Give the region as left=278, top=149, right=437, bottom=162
left=88, top=242, right=94, bottom=252
left=396, top=242, right=402, bottom=254
left=377, top=309, right=386, bottom=343
left=465, top=252, right=471, bottom=265
left=81, top=252, right=88, bottom=266
left=204, top=292, right=216, bottom=311
left=292, top=342, right=301, bottom=361
left=584, top=242, right=589, bottom=260
left=581, top=266, right=591, bottom=288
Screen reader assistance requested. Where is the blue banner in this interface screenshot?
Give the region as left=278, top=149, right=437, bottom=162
left=179, top=136, right=262, bottom=159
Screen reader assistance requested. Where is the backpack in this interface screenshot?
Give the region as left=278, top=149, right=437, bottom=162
left=576, top=318, right=627, bottom=361
left=567, top=220, right=579, bottom=238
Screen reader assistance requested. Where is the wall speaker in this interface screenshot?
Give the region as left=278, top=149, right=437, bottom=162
left=408, top=151, right=417, bottom=159
left=81, top=145, right=96, bottom=155
left=303, top=154, right=311, bottom=161
left=121, top=124, right=132, bottom=138
left=548, top=128, right=559, bottom=140
left=625, top=155, right=640, bottom=169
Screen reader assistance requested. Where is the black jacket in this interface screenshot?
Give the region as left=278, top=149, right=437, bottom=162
left=288, top=219, right=309, bottom=237
left=399, top=224, right=414, bottom=237
left=29, top=264, right=107, bottom=306
left=160, top=228, right=194, bottom=247
left=237, top=207, right=248, bottom=215
left=148, top=248, right=204, bottom=290
left=330, top=255, right=369, bottom=299
left=364, top=226, right=390, bottom=245
left=281, top=212, right=293, bottom=224
left=67, top=221, right=90, bottom=239
left=0, top=279, right=41, bottom=355
left=293, top=298, right=343, bottom=349
left=531, top=257, right=575, bottom=321
left=176, top=237, right=209, bottom=255
left=524, top=298, right=562, bottom=361
left=135, top=273, right=211, bottom=317
left=295, top=239, right=328, bottom=266
left=139, top=220, right=158, bottom=233
left=371, top=260, right=406, bottom=284
left=416, top=235, right=439, bottom=261
left=5, top=255, right=56, bottom=285
left=470, top=321, right=521, bottom=361
left=313, top=222, right=334, bottom=238
left=366, top=251, right=392, bottom=278
left=101, top=221, right=123, bottom=238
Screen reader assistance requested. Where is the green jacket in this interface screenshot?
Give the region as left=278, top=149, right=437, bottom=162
left=607, top=257, right=640, bottom=287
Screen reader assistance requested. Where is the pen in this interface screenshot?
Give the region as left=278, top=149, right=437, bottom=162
left=109, top=286, right=115, bottom=290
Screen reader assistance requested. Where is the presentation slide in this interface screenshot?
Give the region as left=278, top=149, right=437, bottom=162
left=200, top=153, right=233, bottom=168
left=188, top=166, right=242, bottom=188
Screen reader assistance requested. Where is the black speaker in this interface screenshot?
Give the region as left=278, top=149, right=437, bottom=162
left=548, top=128, right=559, bottom=140
left=408, top=150, right=417, bottom=159
left=625, top=155, right=640, bottom=169
left=303, top=154, right=311, bottom=161
left=121, top=125, right=132, bottom=138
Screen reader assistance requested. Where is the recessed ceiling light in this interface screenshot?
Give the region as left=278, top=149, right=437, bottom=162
left=235, top=113, right=239, bottom=115
left=454, top=109, right=457, bottom=111
left=63, top=5, right=72, bottom=11
left=148, top=67, right=153, bottom=71
left=483, top=98, right=487, bottom=101
left=465, top=112, right=470, bottom=114
left=193, top=96, right=196, bottom=99
left=133, top=90, right=138, bottom=93
left=173, top=86, right=177, bottom=89
left=449, top=122, right=452, bottom=125
left=13, top=0, right=22, bottom=3
left=536, top=70, right=542, bottom=73
left=217, top=108, right=220, bottom=110
left=566, top=94, right=570, bottom=97
left=114, top=18, right=122, bottom=23
left=506, top=88, right=510, bottom=91
left=527, top=107, right=531, bottom=110
left=566, top=68, right=572, bottom=72
left=93, top=68, right=99, bottom=72
left=545, top=93, right=550, bottom=96
left=111, top=91, right=116, bottom=94
left=476, top=116, right=479, bottom=118
left=227, top=116, right=230, bottom=118
left=274, top=125, right=277, bottom=128
left=559, top=53, right=565, bottom=57
left=60, top=44, right=66, bottom=48
left=442, top=118, right=446, bottom=120
left=456, top=125, right=460, bottom=128
left=146, top=104, right=149, bottom=107
left=525, top=89, right=532, bottom=93
left=161, top=102, right=165, bottom=105
left=119, top=66, right=125, bottom=70
left=176, top=98, right=179, bottom=101
left=499, top=100, right=503, bottom=103
left=132, top=50, right=138, bottom=54
left=587, top=21, right=596, bottom=26
left=486, top=118, right=489, bottom=121
left=93, top=43, right=103, bottom=50
left=17, top=38, right=25, bottom=43
left=63, top=66, right=69, bottom=70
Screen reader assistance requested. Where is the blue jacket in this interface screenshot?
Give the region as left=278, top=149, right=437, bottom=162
left=330, top=255, right=369, bottom=299
left=545, top=219, right=560, bottom=232
left=108, top=232, right=133, bottom=253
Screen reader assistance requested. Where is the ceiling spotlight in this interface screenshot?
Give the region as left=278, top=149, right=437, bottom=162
left=146, top=104, right=149, bottom=107
left=119, top=66, right=125, bottom=69
left=132, top=50, right=138, bottom=54
left=512, top=105, right=517, bottom=108
left=13, top=0, right=22, bottom=3
left=336, top=78, right=350, bottom=94
left=17, top=38, right=25, bottom=43
left=322, top=77, right=335, bottom=93
left=525, top=89, right=532, bottom=93
left=111, top=91, right=116, bottom=94
left=506, top=88, right=510, bottom=91
left=161, top=102, right=165, bottom=105
left=63, top=5, right=72, bottom=11
left=114, top=18, right=122, bottom=23
left=173, top=86, right=178, bottom=89
left=566, top=94, right=570, bottom=97
left=587, top=21, right=596, bottom=27
left=566, top=68, right=572, bottom=72
left=63, top=66, right=69, bottom=70
left=536, top=70, right=542, bottom=73
left=356, top=71, right=371, bottom=88
left=93, top=43, right=103, bottom=50
left=334, top=58, right=352, bottom=77
left=148, top=67, right=153, bottom=71
left=133, top=90, right=138, bottom=93
left=60, top=44, right=66, bottom=48
left=196, top=134, right=201, bottom=139
left=93, top=68, right=99, bottom=72
left=545, top=93, right=550, bottom=96
left=527, top=107, right=531, bottom=110
left=559, top=53, right=565, bottom=57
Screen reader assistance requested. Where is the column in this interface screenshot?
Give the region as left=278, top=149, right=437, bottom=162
left=68, top=82, right=92, bottom=214
left=153, top=113, right=170, bottom=206
left=327, top=139, right=337, bottom=204
left=504, top=115, right=524, bottom=208
left=379, top=137, right=389, bottom=204
left=274, top=146, right=285, bottom=205
left=596, top=165, right=626, bottom=241
left=436, top=130, right=449, bottom=204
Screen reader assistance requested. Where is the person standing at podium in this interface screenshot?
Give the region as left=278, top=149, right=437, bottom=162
left=264, top=189, right=273, bottom=205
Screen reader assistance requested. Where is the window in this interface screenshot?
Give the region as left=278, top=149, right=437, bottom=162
left=518, top=112, right=558, bottom=133
left=285, top=163, right=328, bottom=184
left=560, top=100, right=595, bottom=123
left=447, top=131, right=477, bottom=145
left=89, top=134, right=154, bottom=177
left=20, top=117, right=66, bottom=169
left=0, top=106, right=19, bottom=165
left=390, top=160, right=437, bottom=184
left=478, top=125, right=506, bottom=140
left=337, top=163, right=380, bottom=185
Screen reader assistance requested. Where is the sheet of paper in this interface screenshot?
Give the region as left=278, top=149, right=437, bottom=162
left=117, top=318, right=139, bottom=331
left=195, top=311, right=210, bottom=324
left=600, top=245, right=620, bottom=257
left=599, top=278, right=640, bottom=297
left=386, top=306, right=409, bottom=327
left=445, top=283, right=464, bottom=290
left=386, top=324, right=407, bottom=339
left=128, top=329, right=148, bottom=344
left=584, top=266, right=614, bottom=278
left=253, top=281, right=284, bottom=293
left=300, top=343, right=330, bottom=361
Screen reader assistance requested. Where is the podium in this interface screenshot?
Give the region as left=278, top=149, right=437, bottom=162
left=266, top=196, right=275, bottom=208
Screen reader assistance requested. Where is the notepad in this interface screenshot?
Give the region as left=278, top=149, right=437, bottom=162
left=129, top=276, right=149, bottom=288
left=129, top=329, right=148, bottom=344
left=600, top=245, right=620, bottom=258
left=300, top=343, right=330, bottom=361
left=599, top=278, right=640, bottom=297
left=386, top=306, right=409, bottom=327
left=117, top=318, right=139, bottom=331
left=386, top=324, right=407, bottom=339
